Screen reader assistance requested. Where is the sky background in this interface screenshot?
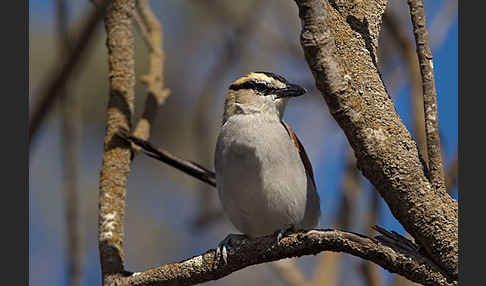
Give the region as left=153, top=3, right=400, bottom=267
left=29, top=1, right=457, bottom=285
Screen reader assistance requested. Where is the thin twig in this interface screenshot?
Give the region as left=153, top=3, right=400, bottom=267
left=384, top=0, right=457, bottom=106
left=98, top=0, right=136, bottom=278
left=56, top=1, right=81, bottom=286
left=132, top=7, right=153, bottom=52
left=132, top=0, right=170, bottom=141
left=119, top=132, right=216, bottom=187
left=29, top=0, right=110, bottom=146
left=408, top=0, right=446, bottom=192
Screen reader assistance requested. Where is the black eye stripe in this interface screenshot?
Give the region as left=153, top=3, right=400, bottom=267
left=229, top=80, right=276, bottom=94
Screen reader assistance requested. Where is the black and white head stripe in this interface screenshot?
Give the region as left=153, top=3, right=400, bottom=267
left=229, top=72, right=306, bottom=98
left=229, top=72, right=288, bottom=93
left=229, top=80, right=276, bottom=93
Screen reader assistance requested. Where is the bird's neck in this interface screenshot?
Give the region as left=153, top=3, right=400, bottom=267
left=222, top=104, right=282, bottom=126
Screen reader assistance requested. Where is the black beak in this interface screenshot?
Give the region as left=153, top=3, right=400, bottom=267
left=275, top=83, right=307, bottom=98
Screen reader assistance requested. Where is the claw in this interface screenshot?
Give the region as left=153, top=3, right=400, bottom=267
left=276, top=225, right=295, bottom=245
left=213, top=234, right=246, bottom=268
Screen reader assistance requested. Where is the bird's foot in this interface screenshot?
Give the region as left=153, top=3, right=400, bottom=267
left=276, top=225, right=296, bottom=245
left=214, top=233, right=247, bottom=267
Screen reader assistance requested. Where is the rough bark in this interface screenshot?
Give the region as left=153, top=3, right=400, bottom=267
left=293, top=0, right=457, bottom=280
left=112, top=229, right=454, bottom=286
left=98, top=0, right=136, bottom=279
left=407, top=0, right=446, bottom=193
left=407, top=0, right=455, bottom=276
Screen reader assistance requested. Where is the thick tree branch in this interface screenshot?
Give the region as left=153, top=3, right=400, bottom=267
left=293, top=0, right=457, bottom=279
left=407, top=0, right=446, bottom=194
left=98, top=0, right=136, bottom=279
left=109, top=229, right=453, bottom=286
left=29, top=0, right=110, bottom=146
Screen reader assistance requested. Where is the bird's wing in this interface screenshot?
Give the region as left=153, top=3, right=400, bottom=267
left=281, top=121, right=316, bottom=189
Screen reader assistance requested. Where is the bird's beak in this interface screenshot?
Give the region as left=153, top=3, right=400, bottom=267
left=275, top=83, right=307, bottom=99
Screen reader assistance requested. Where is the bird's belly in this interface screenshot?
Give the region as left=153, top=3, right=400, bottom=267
left=216, top=125, right=309, bottom=237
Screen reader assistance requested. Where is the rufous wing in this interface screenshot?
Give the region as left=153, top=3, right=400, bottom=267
left=281, top=121, right=316, bottom=189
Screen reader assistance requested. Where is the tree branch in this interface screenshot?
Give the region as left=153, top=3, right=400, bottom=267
left=29, top=0, right=110, bottom=146
left=383, top=0, right=457, bottom=104
left=119, top=132, right=216, bottom=187
left=107, top=229, right=453, bottom=286
left=407, top=0, right=446, bottom=194
left=122, top=134, right=452, bottom=285
left=98, top=0, right=136, bottom=279
left=107, top=0, right=458, bottom=284
left=293, top=0, right=457, bottom=279
left=132, top=0, right=170, bottom=141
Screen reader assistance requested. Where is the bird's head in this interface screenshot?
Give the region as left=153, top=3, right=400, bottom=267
left=222, top=72, right=307, bottom=123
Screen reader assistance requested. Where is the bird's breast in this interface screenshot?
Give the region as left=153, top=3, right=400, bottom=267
left=215, top=115, right=314, bottom=237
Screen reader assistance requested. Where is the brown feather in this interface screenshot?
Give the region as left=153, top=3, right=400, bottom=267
left=281, top=121, right=316, bottom=189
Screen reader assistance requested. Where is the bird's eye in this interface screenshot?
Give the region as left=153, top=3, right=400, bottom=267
left=253, top=82, right=275, bottom=94
left=229, top=80, right=276, bottom=95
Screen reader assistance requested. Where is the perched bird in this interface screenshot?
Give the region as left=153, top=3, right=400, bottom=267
left=214, top=71, right=321, bottom=262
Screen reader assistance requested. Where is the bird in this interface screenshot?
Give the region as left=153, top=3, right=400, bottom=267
left=214, top=71, right=321, bottom=263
